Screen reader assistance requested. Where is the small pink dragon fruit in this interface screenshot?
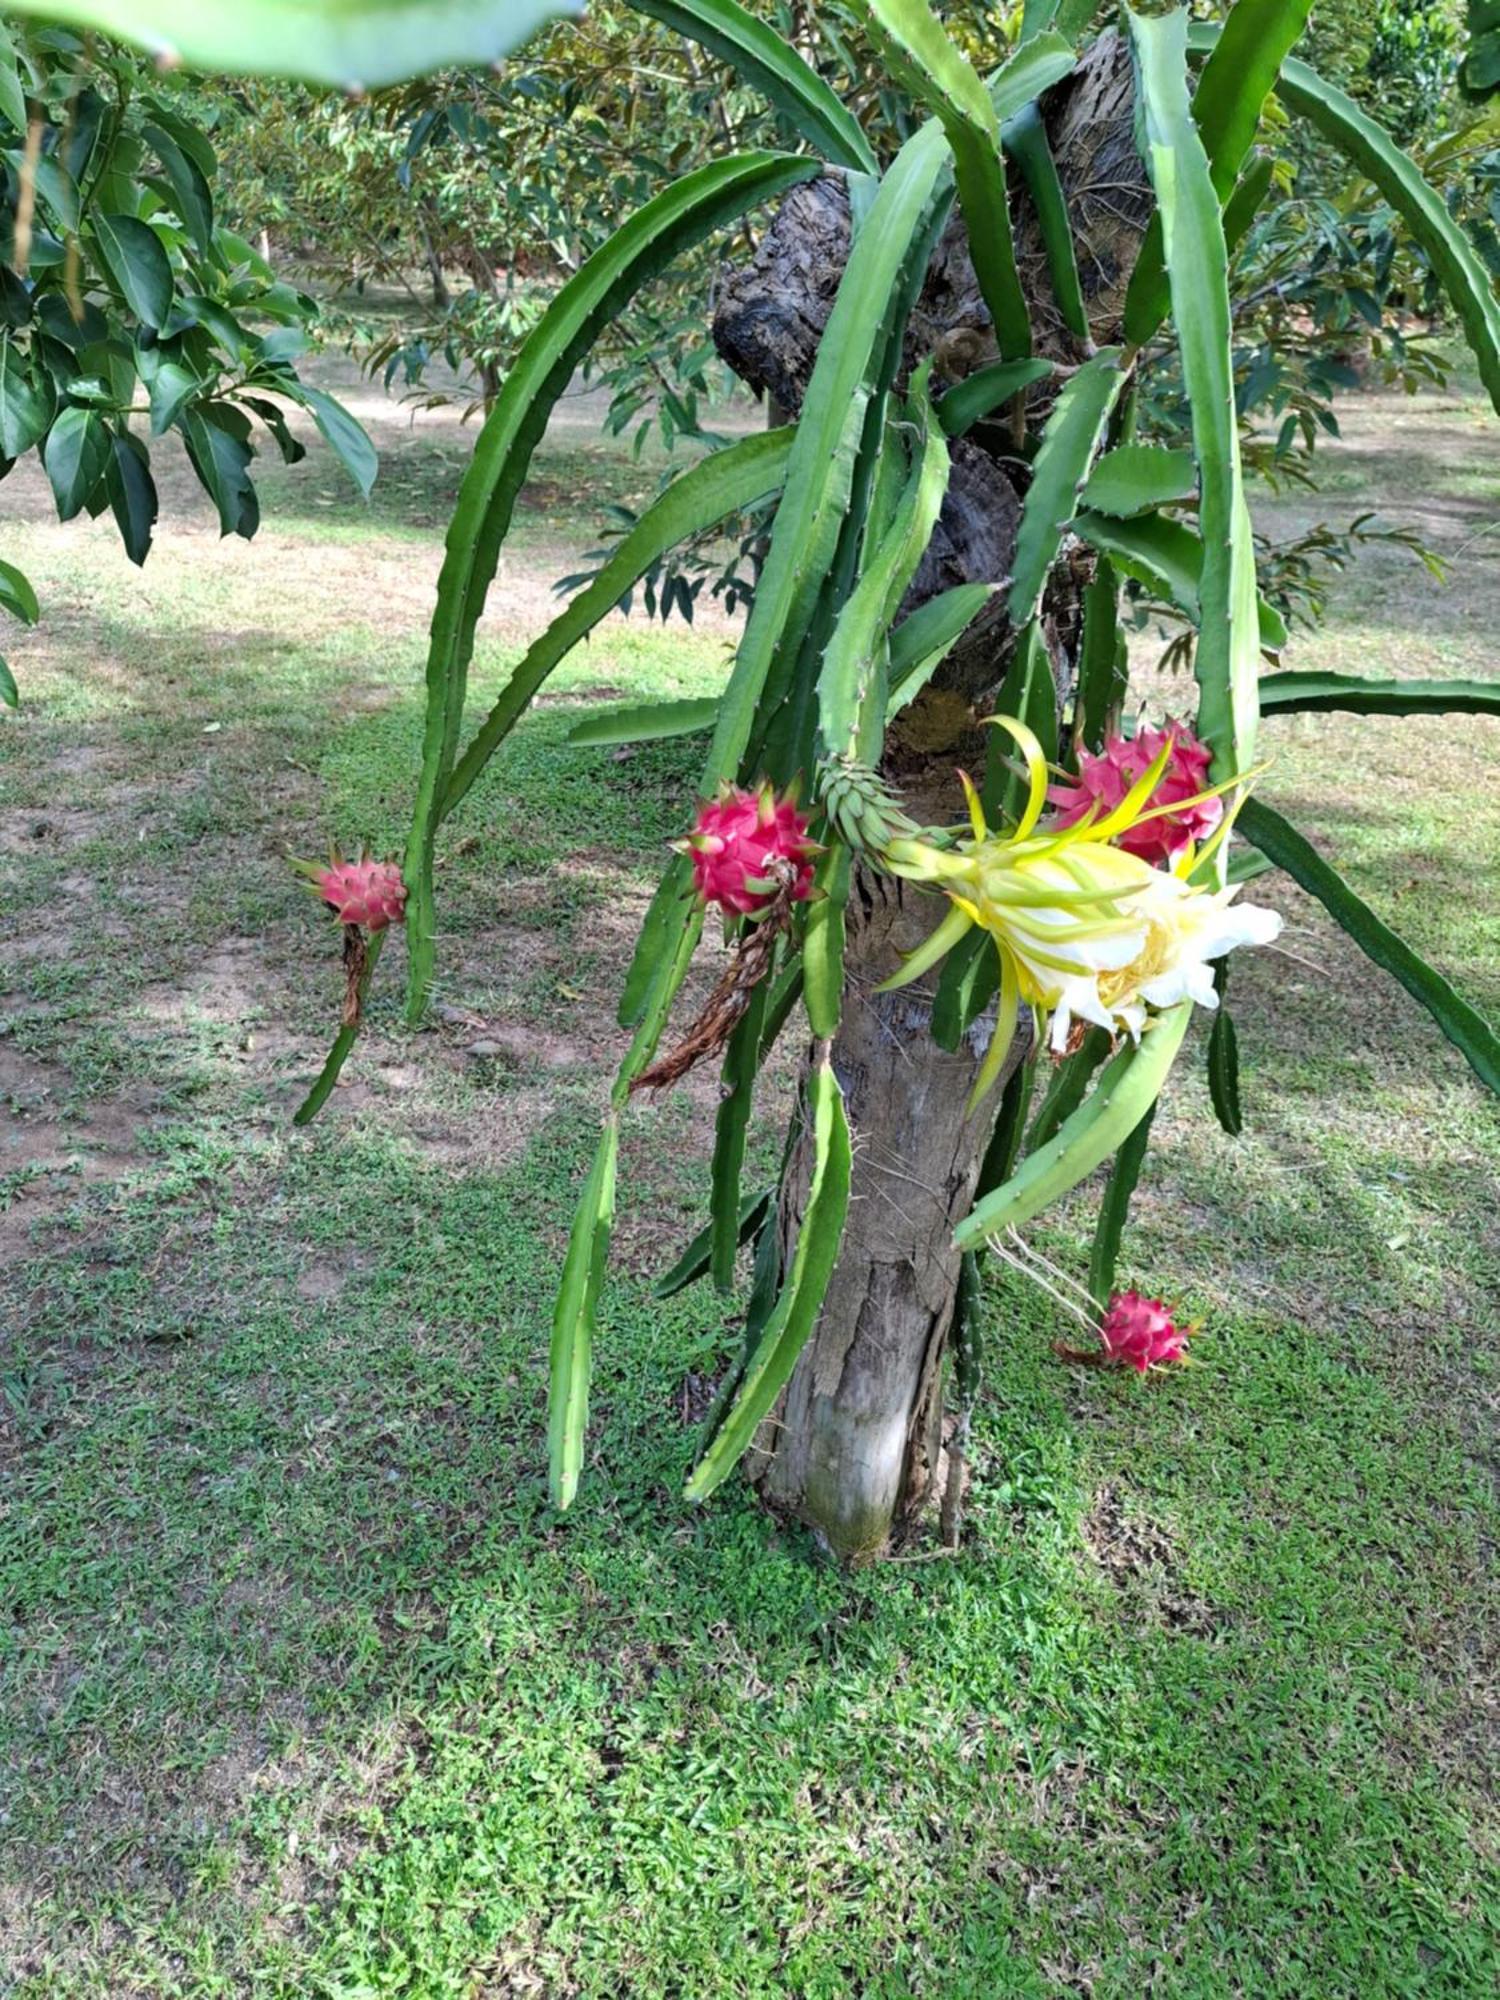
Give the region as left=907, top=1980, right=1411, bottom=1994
left=680, top=782, right=817, bottom=917
left=1049, top=720, right=1222, bottom=864
left=297, top=851, right=407, bottom=932
left=1097, top=1290, right=1193, bottom=1373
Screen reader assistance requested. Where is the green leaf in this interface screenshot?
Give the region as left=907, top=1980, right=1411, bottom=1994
left=143, top=99, right=216, bottom=183
left=0, top=655, right=15, bottom=706
left=548, top=1117, right=619, bottom=1512
left=43, top=405, right=109, bottom=520
left=1126, top=0, right=1314, bottom=344
left=0, top=557, right=38, bottom=625
left=449, top=428, right=792, bottom=820
left=700, top=121, right=950, bottom=802
left=1087, top=1097, right=1157, bottom=1308
left=802, top=842, right=851, bottom=1042
left=1238, top=798, right=1500, bottom=1099
left=181, top=405, right=257, bottom=539
left=818, top=369, right=949, bottom=762
left=1257, top=671, right=1500, bottom=719
left=987, top=31, right=1077, bottom=126
left=654, top=1186, right=774, bottom=1302
left=0, top=339, right=51, bottom=459
left=1002, top=102, right=1087, bottom=340
left=1127, top=6, right=1259, bottom=785
left=403, top=151, right=818, bottom=1023
left=1008, top=347, right=1124, bottom=626
left=635, top=0, right=876, bottom=173
left=954, top=1002, right=1193, bottom=1250
left=611, top=890, right=706, bottom=1108
left=711, top=980, right=772, bottom=1293
left=0, top=25, right=26, bottom=136
left=1081, top=444, right=1197, bottom=518
left=24, top=153, right=78, bottom=235
left=92, top=213, right=174, bottom=331
left=1073, top=508, right=1285, bottom=651
left=888, top=582, right=997, bottom=706
left=3, top=0, right=581, bottom=89
left=973, top=1050, right=1035, bottom=1206
left=142, top=120, right=214, bottom=253
left=863, top=0, right=1032, bottom=357
left=1074, top=555, right=1125, bottom=752
left=107, top=431, right=157, bottom=567
left=1464, top=0, right=1500, bottom=98
left=290, top=384, right=377, bottom=498
left=932, top=928, right=999, bottom=1052
left=685, top=1061, right=852, bottom=1503
left=1190, top=22, right=1500, bottom=414
left=147, top=358, right=200, bottom=436
left=1029, top=1026, right=1110, bottom=1150
left=986, top=618, right=1057, bottom=825
left=568, top=695, right=721, bottom=747
left=1223, top=151, right=1275, bottom=256
left=935, top=357, right=1052, bottom=438
left=1206, top=980, right=1242, bottom=1138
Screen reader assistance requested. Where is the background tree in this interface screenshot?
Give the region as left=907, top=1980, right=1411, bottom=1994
left=0, top=16, right=375, bottom=706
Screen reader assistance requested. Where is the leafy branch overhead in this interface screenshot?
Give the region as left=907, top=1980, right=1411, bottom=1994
left=0, top=27, right=375, bottom=705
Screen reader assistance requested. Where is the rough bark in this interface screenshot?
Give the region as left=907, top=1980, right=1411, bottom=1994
left=714, top=31, right=1150, bottom=717
left=712, top=32, right=1150, bottom=1559
left=748, top=865, right=1016, bottom=1561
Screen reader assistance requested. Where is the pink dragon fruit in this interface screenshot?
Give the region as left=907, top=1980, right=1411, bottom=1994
left=1097, top=1291, right=1193, bottom=1373
left=298, top=851, right=407, bottom=932
left=1049, top=720, right=1222, bottom=864
left=680, top=783, right=817, bottom=917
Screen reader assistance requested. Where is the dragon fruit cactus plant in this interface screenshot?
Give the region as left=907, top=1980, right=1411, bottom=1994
left=283, top=0, right=1500, bottom=1557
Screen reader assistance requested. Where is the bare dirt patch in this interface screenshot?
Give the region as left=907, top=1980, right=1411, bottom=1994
left=1083, top=1481, right=1221, bottom=1637
left=0, top=1042, right=153, bottom=1264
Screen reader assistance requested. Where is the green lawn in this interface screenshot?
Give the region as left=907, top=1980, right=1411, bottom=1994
left=1, top=364, right=1497, bottom=1998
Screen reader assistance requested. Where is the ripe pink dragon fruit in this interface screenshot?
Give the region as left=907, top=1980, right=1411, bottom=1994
left=1097, top=1291, right=1192, bottom=1373
left=1049, top=720, right=1222, bottom=864
left=681, top=783, right=817, bottom=917
left=298, top=851, right=407, bottom=932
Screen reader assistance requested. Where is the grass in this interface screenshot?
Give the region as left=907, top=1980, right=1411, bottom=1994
left=1, top=359, right=1497, bottom=1999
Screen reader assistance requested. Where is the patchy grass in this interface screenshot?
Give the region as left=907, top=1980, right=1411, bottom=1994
left=1, top=364, right=1497, bottom=1999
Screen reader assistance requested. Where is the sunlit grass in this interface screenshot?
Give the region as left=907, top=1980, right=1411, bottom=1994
left=1, top=379, right=1496, bottom=1998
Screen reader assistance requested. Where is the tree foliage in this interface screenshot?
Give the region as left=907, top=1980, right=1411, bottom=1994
left=0, top=20, right=373, bottom=705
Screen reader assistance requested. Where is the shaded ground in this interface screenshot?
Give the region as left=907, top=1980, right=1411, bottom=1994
left=0, top=353, right=1497, bottom=1998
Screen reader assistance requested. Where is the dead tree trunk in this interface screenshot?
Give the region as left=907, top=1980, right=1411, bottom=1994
left=713, top=34, right=1153, bottom=1558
